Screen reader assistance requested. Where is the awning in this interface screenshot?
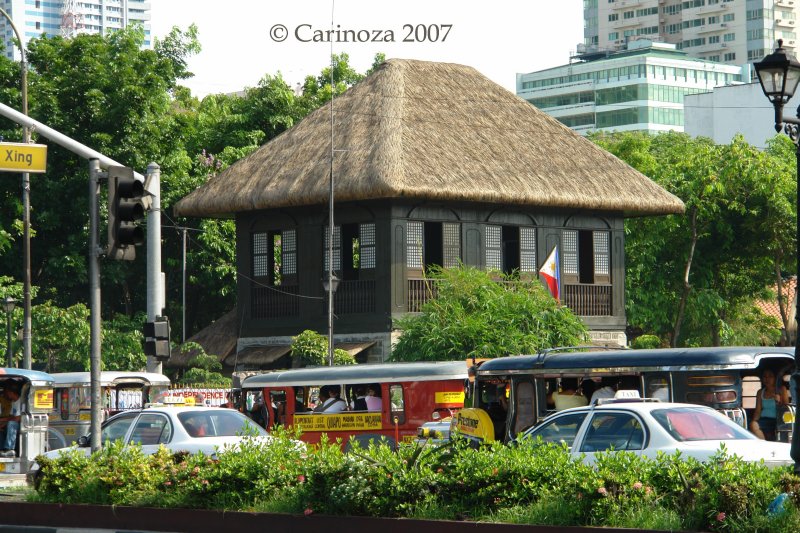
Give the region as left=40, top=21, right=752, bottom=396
left=335, top=341, right=376, bottom=357
left=225, top=345, right=292, bottom=367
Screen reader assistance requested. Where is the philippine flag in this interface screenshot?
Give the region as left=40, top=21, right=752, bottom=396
left=539, top=246, right=560, bottom=301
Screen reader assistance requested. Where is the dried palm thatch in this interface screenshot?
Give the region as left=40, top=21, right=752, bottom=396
left=167, top=308, right=238, bottom=368
left=174, top=59, right=684, bottom=218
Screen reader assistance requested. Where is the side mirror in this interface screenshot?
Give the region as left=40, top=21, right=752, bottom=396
left=78, top=435, right=89, bottom=447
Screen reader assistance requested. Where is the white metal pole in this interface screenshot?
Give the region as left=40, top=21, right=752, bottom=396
left=145, top=162, right=162, bottom=374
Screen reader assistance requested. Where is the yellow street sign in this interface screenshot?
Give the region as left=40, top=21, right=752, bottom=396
left=0, top=142, right=47, bottom=173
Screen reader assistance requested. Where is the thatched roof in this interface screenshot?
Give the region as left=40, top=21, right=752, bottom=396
left=174, top=59, right=684, bottom=218
left=167, top=309, right=238, bottom=368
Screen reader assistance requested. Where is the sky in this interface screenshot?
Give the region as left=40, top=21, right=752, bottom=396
left=150, top=1, right=584, bottom=98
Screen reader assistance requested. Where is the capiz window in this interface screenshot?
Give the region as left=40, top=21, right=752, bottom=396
left=253, top=230, right=296, bottom=285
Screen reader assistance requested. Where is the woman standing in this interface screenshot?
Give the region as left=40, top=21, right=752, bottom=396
left=750, top=369, right=788, bottom=441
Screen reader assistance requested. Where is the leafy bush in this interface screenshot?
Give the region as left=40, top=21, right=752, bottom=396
left=291, top=329, right=356, bottom=366
left=33, top=434, right=800, bottom=532
left=630, top=334, right=662, bottom=349
left=392, top=266, right=588, bottom=361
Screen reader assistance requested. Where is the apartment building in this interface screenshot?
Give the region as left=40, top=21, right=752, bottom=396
left=0, top=0, right=151, bottom=60
left=583, top=0, right=799, bottom=66
left=516, top=40, right=744, bottom=135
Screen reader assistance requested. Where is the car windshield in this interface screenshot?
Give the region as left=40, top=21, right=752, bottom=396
left=178, top=410, right=268, bottom=438
left=651, top=407, right=755, bottom=442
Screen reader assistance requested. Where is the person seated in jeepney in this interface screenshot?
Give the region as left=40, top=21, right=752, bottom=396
left=313, top=385, right=347, bottom=413
left=350, top=385, right=368, bottom=411
left=750, top=368, right=790, bottom=441
left=0, top=381, right=22, bottom=457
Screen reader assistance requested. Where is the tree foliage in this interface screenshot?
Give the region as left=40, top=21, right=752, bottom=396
left=591, top=131, right=793, bottom=347
left=391, top=267, right=588, bottom=361
left=291, top=329, right=356, bottom=366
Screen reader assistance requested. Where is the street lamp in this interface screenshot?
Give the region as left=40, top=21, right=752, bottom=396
left=322, top=274, right=340, bottom=366
left=755, top=38, right=800, bottom=474
left=3, top=296, right=17, bottom=368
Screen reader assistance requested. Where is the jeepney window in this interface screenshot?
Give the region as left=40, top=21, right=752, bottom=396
left=513, top=380, right=536, bottom=435
left=147, top=385, right=169, bottom=404
left=389, top=384, right=405, bottom=424
left=269, top=390, right=287, bottom=425
left=645, top=376, right=670, bottom=402
left=79, top=387, right=92, bottom=409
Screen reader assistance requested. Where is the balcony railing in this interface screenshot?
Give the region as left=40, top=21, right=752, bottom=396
left=407, top=278, right=439, bottom=313
left=327, top=279, right=376, bottom=314
left=252, top=284, right=300, bottom=319
left=563, top=283, right=612, bottom=316
left=407, top=279, right=613, bottom=316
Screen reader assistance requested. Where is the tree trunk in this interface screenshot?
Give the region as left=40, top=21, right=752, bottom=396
left=672, top=207, right=698, bottom=348
left=775, top=253, right=791, bottom=346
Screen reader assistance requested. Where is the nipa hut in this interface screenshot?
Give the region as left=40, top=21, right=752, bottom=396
left=175, top=58, right=684, bottom=367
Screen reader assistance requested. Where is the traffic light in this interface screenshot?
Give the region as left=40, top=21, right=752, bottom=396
left=107, top=165, right=145, bottom=260
left=143, top=316, right=171, bottom=361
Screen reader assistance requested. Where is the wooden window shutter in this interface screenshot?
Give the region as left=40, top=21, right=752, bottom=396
left=323, top=226, right=341, bottom=272
left=520, top=227, right=537, bottom=274
left=407, top=221, right=424, bottom=272
left=252, top=232, right=270, bottom=278
left=442, top=223, right=461, bottom=268
left=593, top=230, right=610, bottom=283
left=485, top=225, right=501, bottom=271
left=562, top=229, right=579, bottom=283
left=281, top=230, right=297, bottom=283
left=360, top=223, right=376, bottom=269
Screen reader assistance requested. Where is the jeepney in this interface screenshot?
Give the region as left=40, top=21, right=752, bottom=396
left=48, top=371, right=170, bottom=450
left=242, top=361, right=468, bottom=449
left=455, top=346, right=795, bottom=444
left=0, top=368, right=54, bottom=477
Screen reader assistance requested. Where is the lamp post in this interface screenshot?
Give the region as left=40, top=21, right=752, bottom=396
left=755, top=39, right=800, bottom=474
left=3, top=296, right=17, bottom=368
left=0, top=8, right=32, bottom=370
left=323, top=274, right=340, bottom=366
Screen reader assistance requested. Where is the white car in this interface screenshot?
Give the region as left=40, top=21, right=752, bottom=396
left=41, top=406, right=291, bottom=460
left=518, top=399, right=793, bottom=467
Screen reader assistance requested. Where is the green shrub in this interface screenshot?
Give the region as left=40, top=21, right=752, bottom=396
left=33, top=434, right=800, bottom=532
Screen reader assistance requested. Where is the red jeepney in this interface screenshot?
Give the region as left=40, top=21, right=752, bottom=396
left=241, top=361, right=468, bottom=449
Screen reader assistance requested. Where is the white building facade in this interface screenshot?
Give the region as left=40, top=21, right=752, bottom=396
left=684, top=81, right=800, bottom=147
left=0, top=0, right=151, bottom=60
left=516, top=40, right=744, bottom=135
left=583, top=0, right=798, bottom=67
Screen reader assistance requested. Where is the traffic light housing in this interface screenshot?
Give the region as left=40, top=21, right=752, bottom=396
left=107, top=165, right=145, bottom=260
left=143, top=316, right=171, bottom=361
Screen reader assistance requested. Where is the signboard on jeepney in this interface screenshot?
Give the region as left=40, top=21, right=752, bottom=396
left=434, top=391, right=465, bottom=405
left=294, top=412, right=382, bottom=432
left=34, top=388, right=54, bottom=409
left=0, top=142, right=47, bottom=173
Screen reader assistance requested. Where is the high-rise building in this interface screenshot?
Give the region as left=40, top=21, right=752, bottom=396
left=583, top=0, right=798, bottom=67
left=516, top=40, right=745, bottom=135
left=0, top=0, right=151, bottom=60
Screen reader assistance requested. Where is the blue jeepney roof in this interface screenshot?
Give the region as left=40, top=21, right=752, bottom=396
left=0, top=368, right=55, bottom=386
left=476, top=346, right=795, bottom=376
left=242, top=361, right=469, bottom=388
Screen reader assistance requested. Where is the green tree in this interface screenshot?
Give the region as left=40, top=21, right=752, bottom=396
left=174, top=343, right=230, bottom=387
left=592, top=131, right=790, bottom=346
left=391, top=266, right=588, bottom=361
